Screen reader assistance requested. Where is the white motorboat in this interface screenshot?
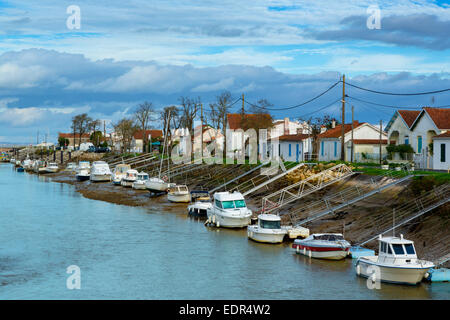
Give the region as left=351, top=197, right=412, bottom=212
left=146, top=177, right=171, bottom=193
left=355, top=234, right=435, bottom=285
left=22, top=159, right=33, bottom=171
left=247, top=214, right=288, bottom=244
left=121, top=169, right=138, bottom=187
left=44, top=162, right=59, bottom=173
left=167, top=185, right=191, bottom=203
left=206, top=191, right=252, bottom=228
left=132, top=172, right=149, bottom=190
left=10, top=158, right=16, bottom=164
left=65, top=162, right=77, bottom=172
left=15, top=160, right=21, bottom=166
left=292, top=233, right=351, bottom=260
left=90, top=161, right=112, bottom=182
left=112, top=164, right=131, bottom=185
left=187, top=191, right=212, bottom=217
left=33, top=160, right=46, bottom=173
left=76, top=161, right=90, bottom=181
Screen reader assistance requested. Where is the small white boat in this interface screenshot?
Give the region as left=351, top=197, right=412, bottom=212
left=65, top=162, right=77, bottom=172
left=75, top=161, right=90, bottom=181
left=355, top=234, right=435, bottom=285
left=206, top=191, right=252, bottom=228
left=112, top=164, right=131, bottom=185
left=146, top=177, right=171, bottom=193
left=292, top=233, right=351, bottom=260
left=247, top=214, right=286, bottom=244
left=33, top=160, right=46, bottom=173
left=90, top=161, right=112, bottom=182
left=15, top=160, right=21, bottom=166
left=121, top=169, right=138, bottom=187
left=187, top=191, right=212, bottom=217
left=132, top=172, right=149, bottom=190
left=10, top=158, right=16, bottom=164
left=44, top=162, right=59, bottom=173
left=167, top=185, right=191, bottom=203
left=22, top=159, right=33, bottom=171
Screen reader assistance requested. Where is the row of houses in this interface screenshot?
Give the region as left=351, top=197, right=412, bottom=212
left=58, top=106, right=450, bottom=170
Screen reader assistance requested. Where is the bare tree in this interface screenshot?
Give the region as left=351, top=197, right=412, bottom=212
left=71, top=113, right=92, bottom=148
left=160, top=106, right=179, bottom=141
left=179, top=96, right=200, bottom=134
left=89, top=119, right=102, bottom=147
left=134, top=102, right=155, bottom=152
left=299, top=114, right=338, bottom=155
left=113, top=118, right=136, bottom=153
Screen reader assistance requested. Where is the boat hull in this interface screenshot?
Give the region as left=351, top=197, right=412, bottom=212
left=76, top=175, right=90, bottom=181
left=121, top=179, right=135, bottom=187
left=247, top=225, right=286, bottom=243
left=207, top=211, right=251, bottom=228
left=146, top=180, right=170, bottom=193
left=167, top=193, right=191, bottom=203
left=292, top=243, right=349, bottom=260
left=356, top=258, right=432, bottom=285
left=132, top=183, right=147, bottom=190
left=90, top=174, right=111, bottom=182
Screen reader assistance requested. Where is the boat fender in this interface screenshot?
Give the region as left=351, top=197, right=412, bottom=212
left=212, top=215, right=216, bottom=224
left=424, top=272, right=430, bottom=279
left=296, top=246, right=299, bottom=253
left=303, top=247, right=306, bottom=255
left=217, top=221, right=220, bottom=228
left=356, top=264, right=361, bottom=275
left=308, top=250, right=312, bottom=258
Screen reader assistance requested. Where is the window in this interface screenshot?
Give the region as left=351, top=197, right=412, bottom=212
left=215, top=199, right=222, bottom=208
left=260, top=219, right=281, bottom=229
left=417, top=136, right=422, bottom=154
left=289, top=144, right=292, bottom=157
left=404, top=244, right=416, bottom=255
left=234, top=200, right=246, bottom=208
left=321, top=141, right=324, bottom=156
left=405, top=136, right=409, bottom=145
left=441, top=143, right=446, bottom=163
left=221, top=201, right=235, bottom=209
left=381, top=242, right=386, bottom=253
left=392, top=244, right=405, bottom=255
left=387, top=245, right=392, bottom=254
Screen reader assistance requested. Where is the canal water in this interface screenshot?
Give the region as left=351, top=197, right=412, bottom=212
left=0, top=163, right=448, bottom=299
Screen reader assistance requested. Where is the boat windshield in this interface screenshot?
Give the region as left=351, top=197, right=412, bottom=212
left=218, top=200, right=246, bottom=209
left=313, top=234, right=344, bottom=241
left=260, top=219, right=281, bottom=229
left=404, top=244, right=415, bottom=255
left=392, top=244, right=405, bottom=255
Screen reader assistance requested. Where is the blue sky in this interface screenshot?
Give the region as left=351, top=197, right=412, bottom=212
left=0, top=0, right=449, bottom=143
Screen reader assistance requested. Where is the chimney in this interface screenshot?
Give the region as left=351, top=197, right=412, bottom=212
left=284, top=117, right=289, bottom=135
left=332, top=120, right=336, bottom=128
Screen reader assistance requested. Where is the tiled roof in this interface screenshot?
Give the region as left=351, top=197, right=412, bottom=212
left=133, top=129, right=163, bottom=140
left=353, top=139, right=387, bottom=145
left=59, top=133, right=90, bottom=138
left=423, top=107, right=450, bottom=130
left=318, top=121, right=364, bottom=139
left=433, top=131, right=450, bottom=139
left=397, top=110, right=421, bottom=128
left=277, top=134, right=310, bottom=142
left=227, top=113, right=272, bottom=130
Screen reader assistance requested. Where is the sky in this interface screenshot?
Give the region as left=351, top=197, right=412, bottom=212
left=0, top=0, right=449, bottom=144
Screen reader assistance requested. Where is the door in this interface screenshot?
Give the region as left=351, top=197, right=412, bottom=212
left=296, top=144, right=299, bottom=162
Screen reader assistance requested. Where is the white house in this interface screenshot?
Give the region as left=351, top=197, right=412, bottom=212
left=274, top=134, right=312, bottom=162
left=432, top=132, right=450, bottom=171
left=131, top=129, right=163, bottom=153
left=318, top=121, right=387, bottom=162
left=271, top=118, right=311, bottom=138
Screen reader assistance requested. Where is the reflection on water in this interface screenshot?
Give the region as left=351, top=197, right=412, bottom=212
left=0, top=163, right=448, bottom=300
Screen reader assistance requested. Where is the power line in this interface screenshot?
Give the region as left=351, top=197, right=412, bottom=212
left=242, top=80, right=341, bottom=111
left=297, top=98, right=342, bottom=119
left=347, top=95, right=450, bottom=109
left=345, top=81, right=450, bottom=96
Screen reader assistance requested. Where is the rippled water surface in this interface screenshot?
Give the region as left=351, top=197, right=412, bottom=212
left=0, top=163, right=448, bottom=299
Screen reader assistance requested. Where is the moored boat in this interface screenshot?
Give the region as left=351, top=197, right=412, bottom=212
left=146, top=177, right=171, bottom=193
left=132, top=172, right=149, bottom=190
left=75, top=161, right=90, bottom=181
left=247, top=214, right=286, bottom=244
left=121, top=169, right=138, bottom=187
left=206, top=191, right=252, bottom=228
left=90, top=161, right=112, bottom=182
left=355, top=234, right=434, bottom=285
left=167, top=185, right=191, bottom=203
left=112, top=164, right=131, bottom=185
left=187, top=191, right=212, bottom=217
left=292, top=233, right=351, bottom=260
left=44, top=162, right=59, bottom=173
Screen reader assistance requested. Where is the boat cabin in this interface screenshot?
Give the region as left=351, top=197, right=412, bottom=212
left=115, top=164, right=131, bottom=174
left=190, top=190, right=210, bottom=202
left=258, top=214, right=281, bottom=229
left=213, top=191, right=247, bottom=210
left=137, top=172, right=149, bottom=181
left=312, top=234, right=345, bottom=241
left=169, top=185, right=189, bottom=193
left=378, top=234, right=418, bottom=261
left=125, top=169, right=139, bottom=179
left=78, top=161, right=90, bottom=169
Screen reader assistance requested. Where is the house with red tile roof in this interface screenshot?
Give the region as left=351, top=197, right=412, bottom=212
left=131, top=129, right=163, bottom=152
left=385, top=107, right=450, bottom=156
left=58, top=132, right=91, bottom=147
left=273, top=133, right=313, bottom=162
left=432, top=131, right=450, bottom=170
left=317, top=121, right=387, bottom=162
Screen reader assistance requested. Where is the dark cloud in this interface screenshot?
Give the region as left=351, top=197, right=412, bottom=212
left=309, top=14, right=450, bottom=51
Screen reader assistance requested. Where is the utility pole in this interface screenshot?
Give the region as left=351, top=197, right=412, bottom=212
left=351, top=105, right=354, bottom=163
left=379, top=120, right=383, bottom=165
left=200, top=103, right=204, bottom=157
left=242, top=93, right=245, bottom=115
left=341, top=74, right=346, bottom=161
